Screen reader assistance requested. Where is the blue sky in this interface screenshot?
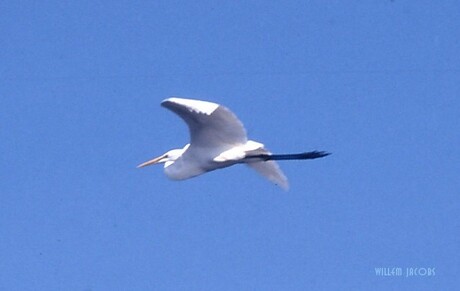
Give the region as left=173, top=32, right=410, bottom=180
left=1, top=1, right=459, bottom=290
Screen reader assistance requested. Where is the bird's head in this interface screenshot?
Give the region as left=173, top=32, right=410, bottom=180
left=137, top=145, right=189, bottom=168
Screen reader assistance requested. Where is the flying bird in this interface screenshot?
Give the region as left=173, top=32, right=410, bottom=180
left=138, top=97, right=330, bottom=190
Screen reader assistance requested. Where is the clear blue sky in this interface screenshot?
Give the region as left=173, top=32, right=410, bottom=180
left=1, top=1, right=459, bottom=290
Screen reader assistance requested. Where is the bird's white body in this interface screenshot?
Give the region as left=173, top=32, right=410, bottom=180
left=138, top=97, right=290, bottom=189
left=164, top=140, right=268, bottom=180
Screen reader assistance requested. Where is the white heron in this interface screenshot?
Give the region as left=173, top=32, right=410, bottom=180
left=138, top=97, right=330, bottom=190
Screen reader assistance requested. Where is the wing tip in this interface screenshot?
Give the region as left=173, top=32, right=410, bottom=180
left=277, top=180, right=290, bottom=191
left=161, top=97, right=220, bottom=115
left=161, top=97, right=177, bottom=106
left=246, top=160, right=290, bottom=191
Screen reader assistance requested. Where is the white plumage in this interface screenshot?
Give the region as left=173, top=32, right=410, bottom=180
left=138, top=97, right=330, bottom=190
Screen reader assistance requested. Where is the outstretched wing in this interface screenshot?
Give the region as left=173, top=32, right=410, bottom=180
left=246, top=161, right=289, bottom=190
left=161, top=97, right=248, bottom=149
left=245, top=147, right=289, bottom=190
